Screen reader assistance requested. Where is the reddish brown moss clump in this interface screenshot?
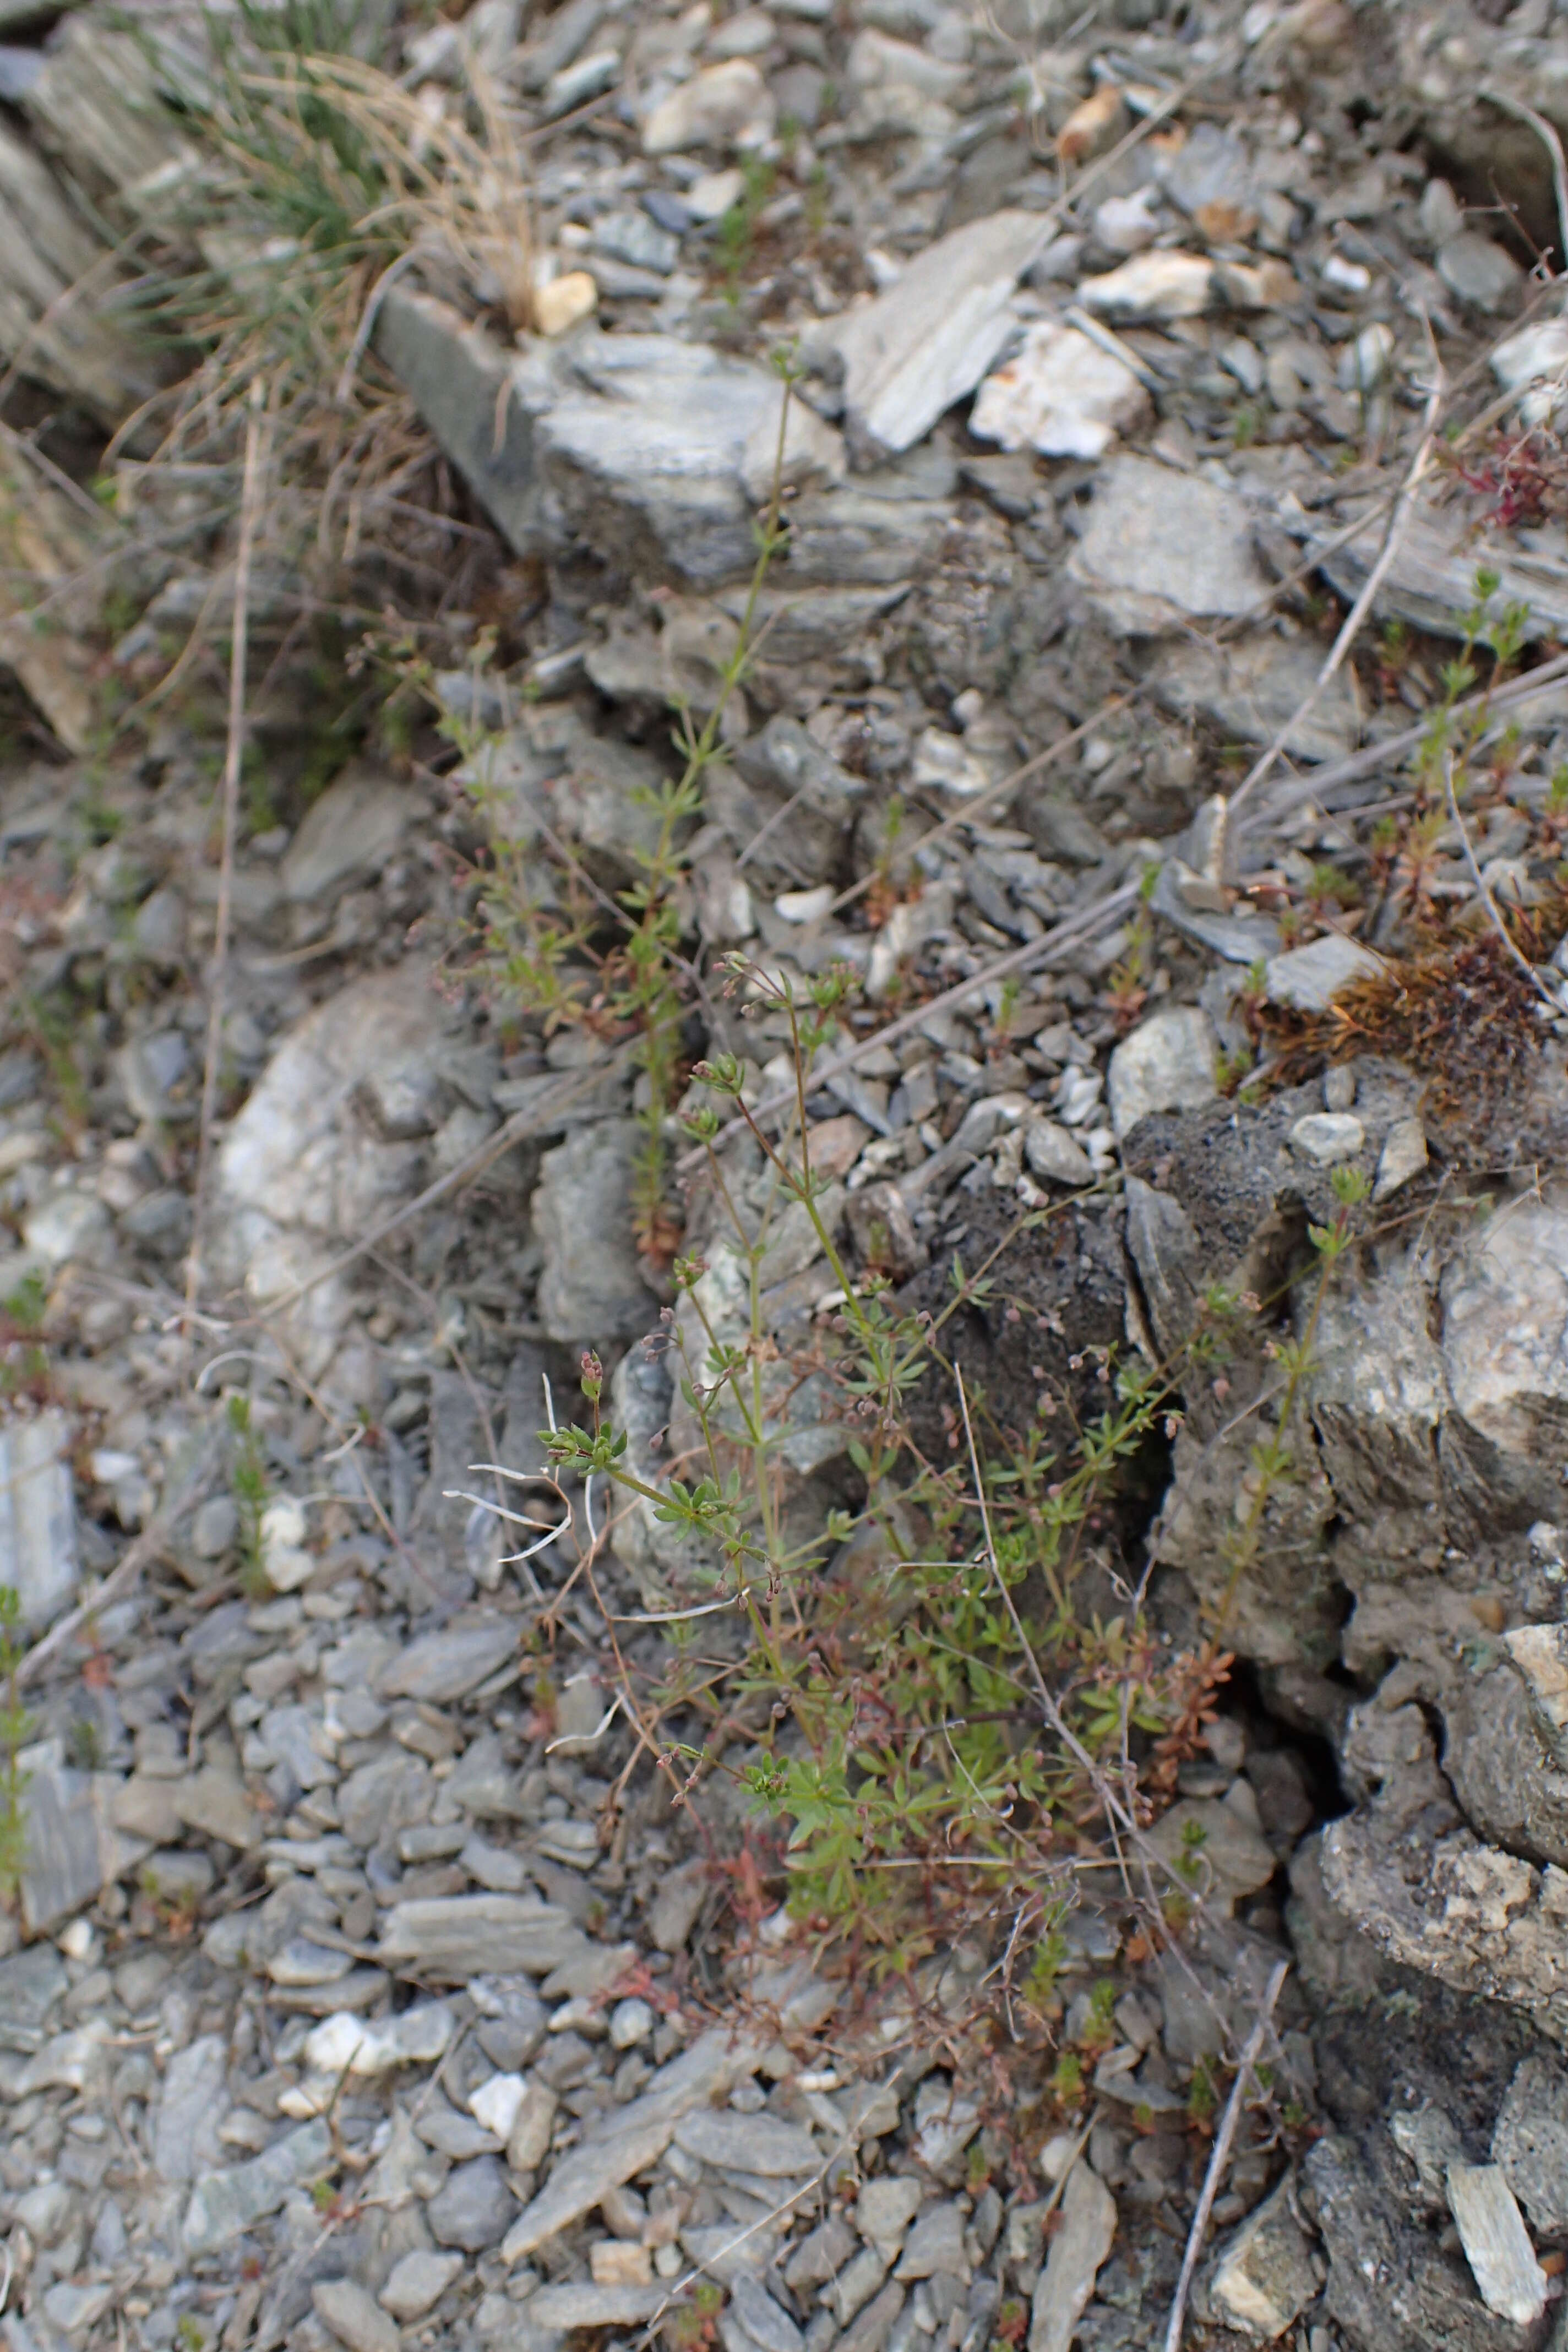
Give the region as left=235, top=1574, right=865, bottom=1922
left=1243, top=904, right=1568, bottom=1136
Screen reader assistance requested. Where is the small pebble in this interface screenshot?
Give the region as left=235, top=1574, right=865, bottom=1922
left=609, top=1996, right=655, bottom=2049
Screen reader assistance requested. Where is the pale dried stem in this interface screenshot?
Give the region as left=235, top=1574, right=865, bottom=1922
left=1442, top=750, right=1561, bottom=1010
left=1231, top=331, right=1444, bottom=815
left=1161, top=1956, right=1289, bottom=2352
left=679, top=877, right=1140, bottom=1172
left=1481, top=85, right=1568, bottom=276
left=185, top=378, right=270, bottom=1331
left=1239, top=643, right=1568, bottom=833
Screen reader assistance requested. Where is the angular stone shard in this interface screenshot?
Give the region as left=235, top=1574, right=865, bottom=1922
left=1446, top=2164, right=1548, bottom=2328
left=1207, top=2173, right=1319, bottom=2341
left=812, top=211, right=1053, bottom=462
left=1028, top=2163, right=1115, bottom=2352
left=1502, top=1624, right=1568, bottom=1772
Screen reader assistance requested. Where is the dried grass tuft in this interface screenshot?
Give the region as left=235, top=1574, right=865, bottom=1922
left=107, top=13, right=536, bottom=664
left=1250, top=922, right=1560, bottom=1130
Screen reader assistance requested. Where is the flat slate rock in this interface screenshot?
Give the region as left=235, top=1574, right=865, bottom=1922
left=378, top=1617, right=518, bottom=1702
left=530, top=2284, right=669, bottom=2327
left=502, top=2026, right=769, bottom=2261
left=673, top=2110, right=821, bottom=2175
left=377, top=1894, right=589, bottom=1979
left=0, top=1942, right=67, bottom=2051
left=812, top=211, right=1052, bottom=461
left=183, top=2121, right=333, bottom=2257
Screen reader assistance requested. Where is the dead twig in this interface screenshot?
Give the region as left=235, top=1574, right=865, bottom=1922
left=1239, top=644, right=1568, bottom=833
left=1161, top=1957, right=1289, bottom=2352
left=1482, top=86, right=1568, bottom=276
left=1231, top=327, right=1444, bottom=816
left=251, top=1042, right=636, bottom=1318
left=1442, top=751, right=1561, bottom=1011
left=185, top=378, right=270, bottom=1332
left=679, top=876, right=1140, bottom=1172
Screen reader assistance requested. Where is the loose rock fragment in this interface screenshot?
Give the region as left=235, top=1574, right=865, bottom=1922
left=20, top=1759, right=145, bottom=1936
left=0, top=1409, right=78, bottom=1630
left=1288, top=1113, right=1365, bottom=1168
left=380, top=2252, right=464, bottom=2323
left=428, top=2154, right=518, bottom=2251
left=1077, top=252, right=1213, bottom=322
left=1373, top=1117, right=1429, bottom=1202
left=1208, top=2173, right=1319, bottom=2340
left=1264, top=934, right=1385, bottom=1012
left=856, top=2177, right=923, bottom=2264
left=895, top=2202, right=966, bottom=2280
left=812, top=211, right=1052, bottom=459
left=1147, top=1798, right=1277, bottom=1915
left=313, top=2278, right=402, bottom=2352
left=1446, top=2163, right=1548, bottom=2327
left=641, top=59, right=773, bottom=154
left=530, top=2283, right=667, bottom=2327
left=154, top=2035, right=231, bottom=2185
left=1107, top=1007, right=1218, bottom=1141
left=674, top=2109, right=819, bottom=2174
left=1023, top=1119, right=1094, bottom=1188
left=533, top=1119, right=657, bottom=1340
left=1056, top=84, right=1125, bottom=166
left=533, top=268, right=597, bottom=335
left=377, top=1896, right=587, bottom=1980
left=1436, top=231, right=1522, bottom=314
left=1071, top=456, right=1270, bottom=630
left=1028, top=2163, right=1116, bottom=2352
left=971, top=321, right=1148, bottom=460
left=183, top=2122, right=333, bottom=2256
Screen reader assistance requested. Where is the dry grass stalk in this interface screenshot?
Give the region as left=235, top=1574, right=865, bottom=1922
left=1161, top=1957, right=1290, bottom=2352
left=113, top=35, right=536, bottom=658
left=1230, top=327, right=1444, bottom=817
left=185, top=377, right=271, bottom=1330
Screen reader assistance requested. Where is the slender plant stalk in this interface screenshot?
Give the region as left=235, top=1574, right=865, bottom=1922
left=186, top=377, right=270, bottom=1329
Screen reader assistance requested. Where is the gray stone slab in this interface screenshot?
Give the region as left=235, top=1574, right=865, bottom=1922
left=1028, top=2164, right=1117, bottom=2352
left=0, top=1943, right=66, bottom=2052
left=673, top=2110, right=820, bottom=2176
left=183, top=2122, right=333, bottom=2257
left=154, top=2034, right=232, bottom=2184
left=0, top=1409, right=77, bottom=1630
left=1070, top=454, right=1270, bottom=632
left=377, top=1894, right=589, bottom=1981
left=378, top=1618, right=518, bottom=1703
left=812, top=211, right=1052, bottom=461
